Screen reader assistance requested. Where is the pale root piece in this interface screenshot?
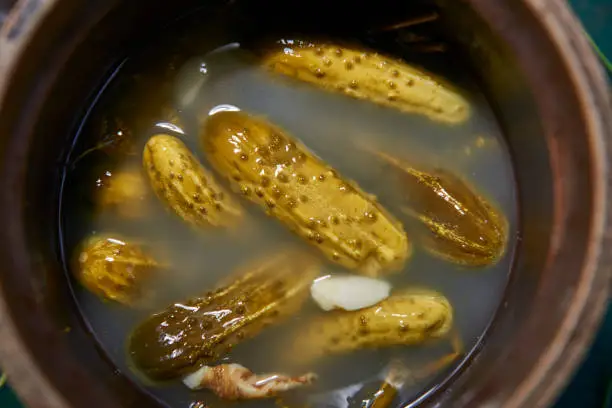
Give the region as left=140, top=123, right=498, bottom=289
left=202, top=110, right=410, bottom=277
left=183, top=363, right=316, bottom=400
left=143, top=134, right=243, bottom=228
left=291, top=289, right=453, bottom=364
left=259, top=39, right=470, bottom=125
left=310, top=275, right=391, bottom=311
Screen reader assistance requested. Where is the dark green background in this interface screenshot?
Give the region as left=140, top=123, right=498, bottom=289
left=1, top=1, right=610, bottom=406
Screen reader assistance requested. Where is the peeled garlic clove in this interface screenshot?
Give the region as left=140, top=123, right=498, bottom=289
left=310, top=275, right=391, bottom=311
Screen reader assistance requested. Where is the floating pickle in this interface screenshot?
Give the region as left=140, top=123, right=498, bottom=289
left=202, top=111, right=410, bottom=277
left=94, top=167, right=150, bottom=219
left=373, top=150, right=508, bottom=266
left=143, top=134, right=243, bottom=228
left=128, top=250, right=320, bottom=380
left=258, top=39, right=470, bottom=124
left=290, top=289, right=452, bottom=364
left=74, top=235, right=161, bottom=305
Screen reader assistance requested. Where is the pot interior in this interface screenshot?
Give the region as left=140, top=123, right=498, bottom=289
left=0, top=0, right=597, bottom=407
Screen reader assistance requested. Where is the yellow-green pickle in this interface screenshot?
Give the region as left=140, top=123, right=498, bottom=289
left=372, top=150, right=508, bottom=267
left=202, top=110, right=410, bottom=277
left=128, top=250, right=320, bottom=380
left=94, top=167, right=150, bottom=219
left=143, top=134, right=243, bottom=228
left=74, top=235, right=161, bottom=305
left=258, top=39, right=470, bottom=125
left=290, top=289, right=453, bottom=364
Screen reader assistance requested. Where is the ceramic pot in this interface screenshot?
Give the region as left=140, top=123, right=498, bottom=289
left=0, top=0, right=610, bottom=407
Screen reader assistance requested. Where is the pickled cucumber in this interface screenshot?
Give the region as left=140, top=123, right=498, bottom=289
left=291, top=289, right=452, bottom=363
left=202, top=110, right=410, bottom=277
left=259, top=39, right=469, bottom=124
left=94, top=167, right=150, bottom=219
left=128, top=250, right=320, bottom=380
left=143, top=134, right=243, bottom=228
left=373, top=150, right=508, bottom=266
left=74, top=235, right=160, bottom=305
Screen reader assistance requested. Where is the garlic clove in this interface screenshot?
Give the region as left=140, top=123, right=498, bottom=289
left=310, top=275, right=391, bottom=311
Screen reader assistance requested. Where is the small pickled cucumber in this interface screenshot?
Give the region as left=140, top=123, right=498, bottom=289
left=143, top=134, right=243, bottom=228
left=128, top=250, right=320, bottom=380
left=374, top=151, right=508, bottom=266
left=94, top=167, right=149, bottom=218
left=202, top=111, right=410, bottom=277
left=259, top=39, right=469, bottom=124
left=291, top=289, right=452, bottom=364
left=74, top=235, right=160, bottom=305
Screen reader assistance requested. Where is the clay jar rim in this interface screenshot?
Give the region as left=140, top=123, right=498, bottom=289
left=464, top=1, right=611, bottom=406
left=0, top=0, right=611, bottom=407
